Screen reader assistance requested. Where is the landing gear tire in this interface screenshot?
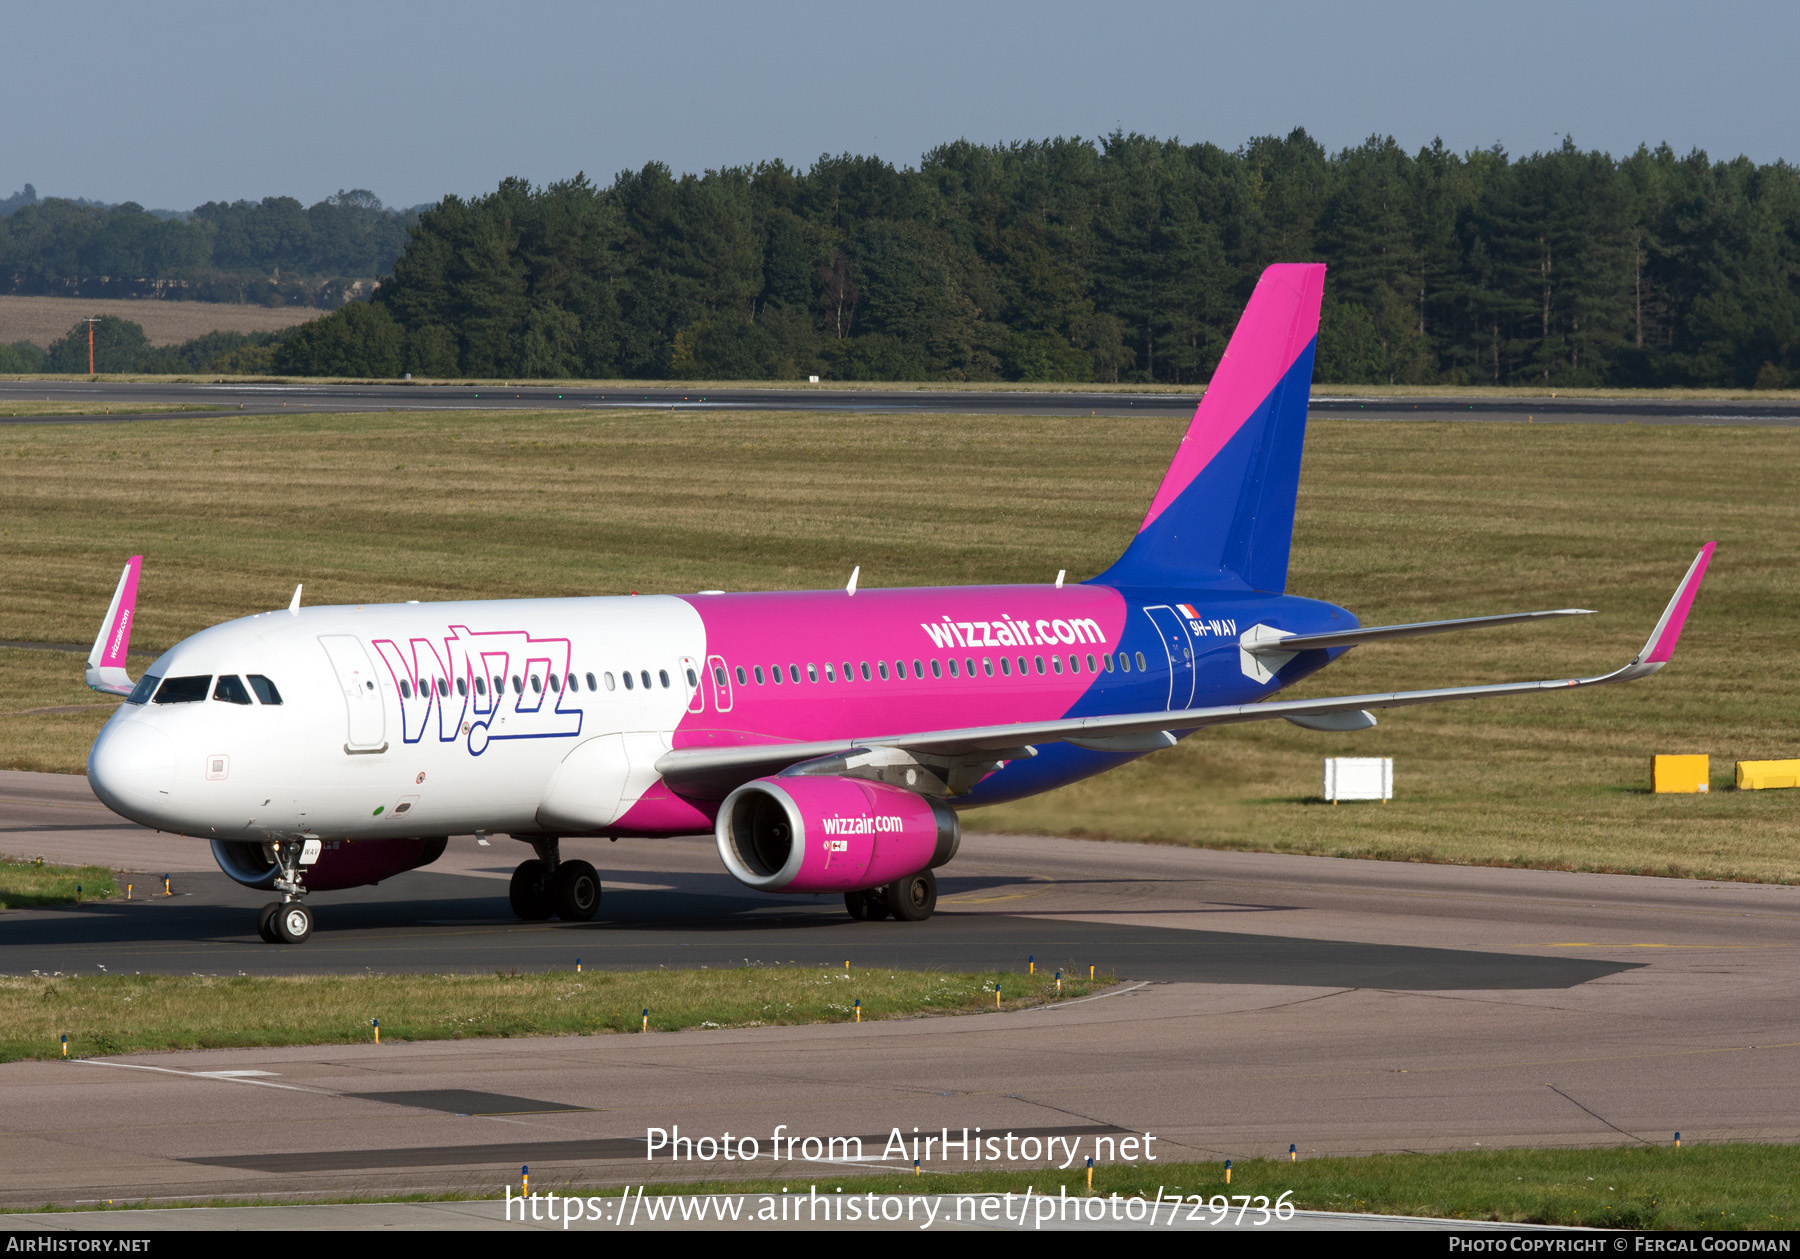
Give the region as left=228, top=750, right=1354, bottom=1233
left=845, top=889, right=880, bottom=921
left=274, top=900, right=313, bottom=944
left=509, top=859, right=554, bottom=921
left=886, top=869, right=937, bottom=922
left=550, top=860, right=601, bottom=922
left=257, top=902, right=281, bottom=943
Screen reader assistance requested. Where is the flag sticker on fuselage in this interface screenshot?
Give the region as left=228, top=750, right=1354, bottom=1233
left=920, top=615, right=1106, bottom=650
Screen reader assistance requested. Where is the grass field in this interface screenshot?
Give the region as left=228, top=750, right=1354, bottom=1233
left=588, top=1144, right=1798, bottom=1230
left=0, top=968, right=1092, bottom=1063
left=0, top=858, right=117, bottom=909
left=0, top=401, right=214, bottom=418
left=1, top=406, right=1794, bottom=880
left=12, top=1144, right=1789, bottom=1229
left=0, top=295, right=322, bottom=349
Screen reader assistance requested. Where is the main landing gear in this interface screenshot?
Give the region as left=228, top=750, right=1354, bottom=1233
left=257, top=840, right=314, bottom=944
left=508, top=837, right=602, bottom=923
left=845, top=869, right=937, bottom=923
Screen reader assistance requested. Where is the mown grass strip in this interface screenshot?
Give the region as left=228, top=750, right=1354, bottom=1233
left=605, top=1144, right=1800, bottom=1230
left=8, top=1144, right=1794, bottom=1230
left=1, top=968, right=1095, bottom=1063
left=0, top=858, right=118, bottom=910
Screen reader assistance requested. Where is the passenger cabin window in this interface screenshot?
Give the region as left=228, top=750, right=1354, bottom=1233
left=511, top=675, right=523, bottom=693
left=623, top=672, right=635, bottom=690
left=587, top=672, right=599, bottom=691
left=913, top=659, right=923, bottom=678
left=753, top=666, right=764, bottom=685
left=475, top=677, right=487, bottom=696
left=716, top=666, right=729, bottom=686
left=658, top=670, right=670, bottom=689
left=604, top=671, right=616, bottom=690
left=787, top=665, right=799, bottom=684
left=213, top=675, right=252, bottom=705
left=399, top=679, right=413, bottom=699
left=1118, top=652, right=1130, bottom=672
left=548, top=674, right=560, bottom=693
left=807, top=664, right=818, bottom=683
left=642, top=670, right=653, bottom=690
left=859, top=662, right=871, bottom=681
left=153, top=675, right=211, bottom=705
left=686, top=667, right=698, bottom=687
left=1135, top=652, right=1148, bottom=670
left=842, top=661, right=852, bottom=680
left=1103, top=654, right=1114, bottom=672
left=877, top=661, right=889, bottom=680
left=1052, top=656, right=1063, bottom=674
left=531, top=675, right=542, bottom=694
left=947, top=659, right=958, bottom=677
left=734, top=666, right=746, bottom=685
left=999, top=657, right=1010, bottom=676
left=963, top=658, right=974, bottom=676
left=456, top=677, right=468, bottom=697
left=247, top=674, right=282, bottom=705
left=1086, top=654, right=1097, bottom=672
left=126, top=674, right=161, bottom=705
left=931, top=659, right=943, bottom=679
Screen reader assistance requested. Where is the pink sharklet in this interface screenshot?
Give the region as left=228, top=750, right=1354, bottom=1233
left=1138, top=264, right=1324, bottom=532
left=1643, top=541, right=1715, bottom=664
left=101, top=555, right=142, bottom=668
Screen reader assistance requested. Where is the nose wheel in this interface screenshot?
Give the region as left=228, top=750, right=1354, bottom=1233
left=256, top=840, right=315, bottom=943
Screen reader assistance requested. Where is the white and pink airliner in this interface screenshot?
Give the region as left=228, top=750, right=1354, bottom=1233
left=82, top=264, right=1714, bottom=944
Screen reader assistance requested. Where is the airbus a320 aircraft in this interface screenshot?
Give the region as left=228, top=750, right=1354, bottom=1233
left=82, top=264, right=1714, bottom=944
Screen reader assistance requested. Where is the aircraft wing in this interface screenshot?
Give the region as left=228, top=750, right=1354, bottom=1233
left=657, top=545, right=1714, bottom=795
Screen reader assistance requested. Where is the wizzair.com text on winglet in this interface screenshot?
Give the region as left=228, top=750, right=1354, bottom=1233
left=81, top=263, right=1715, bottom=944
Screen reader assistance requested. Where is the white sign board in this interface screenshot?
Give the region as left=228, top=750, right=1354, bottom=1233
left=1324, top=757, right=1393, bottom=802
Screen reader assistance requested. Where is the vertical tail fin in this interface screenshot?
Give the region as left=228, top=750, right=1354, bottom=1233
left=1097, top=263, right=1324, bottom=592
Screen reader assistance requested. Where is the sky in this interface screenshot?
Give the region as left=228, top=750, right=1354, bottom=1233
left=7, top=0, right=1797, bottom=211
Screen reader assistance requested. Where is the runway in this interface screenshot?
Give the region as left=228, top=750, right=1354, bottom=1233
left=4, top=378, right=1799, bottom=424
left=2, top=770, right=1799, bottom=1208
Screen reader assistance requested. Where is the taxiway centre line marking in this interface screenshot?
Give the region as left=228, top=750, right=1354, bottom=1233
left=69, top=1058, right=323, bottom=1094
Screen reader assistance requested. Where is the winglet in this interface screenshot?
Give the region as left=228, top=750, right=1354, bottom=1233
left=289, top=583, right=303, bottom=615
left=85, top=556, right=142, bottom=697
left=1636, top=543, right=1715, bottom=666
left=845, top=567, right=859, bottom=597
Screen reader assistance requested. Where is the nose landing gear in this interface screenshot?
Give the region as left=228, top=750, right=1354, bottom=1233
left=508, top=838, right=602, bottom=923
left=257, top=839, right=315, bottom=944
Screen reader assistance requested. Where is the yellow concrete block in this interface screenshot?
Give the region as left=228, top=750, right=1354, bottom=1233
left=1653, top=754, right=1710, bottom=793
left=1737, top=759, right=1800, bottom=790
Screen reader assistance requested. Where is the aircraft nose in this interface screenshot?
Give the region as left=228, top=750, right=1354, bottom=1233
left=88, top=719, right=176, bottom=818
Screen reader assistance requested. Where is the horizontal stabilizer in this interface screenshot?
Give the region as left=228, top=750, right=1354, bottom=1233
left=1241, top=608, right=1594, bottom=658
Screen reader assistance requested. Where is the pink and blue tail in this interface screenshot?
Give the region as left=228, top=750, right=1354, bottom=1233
left=1097, top=263, right=1325, bottom=593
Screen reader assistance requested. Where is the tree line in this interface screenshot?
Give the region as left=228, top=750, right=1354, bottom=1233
left=11, top=132, right=1800, bottom=386
left=0, top=190, right=415, bottom=307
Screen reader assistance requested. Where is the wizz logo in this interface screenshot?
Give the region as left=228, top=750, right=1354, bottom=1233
left=371, top=626, right=582, bottom=755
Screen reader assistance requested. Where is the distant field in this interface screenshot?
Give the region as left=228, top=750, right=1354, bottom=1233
left=0, top=295, right=321, bottom=349
left=0, top=407, right=1793, bottom=881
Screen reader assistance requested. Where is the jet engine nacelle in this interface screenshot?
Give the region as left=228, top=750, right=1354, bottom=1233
left=210, top=837, right=448, bottom=892
left=715, top=775, right=959, bottom=894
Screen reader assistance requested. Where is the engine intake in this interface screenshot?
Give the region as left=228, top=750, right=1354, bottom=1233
left=210, top=837, right=448, bottom=892
left=716, top=775, right=959, bottom=894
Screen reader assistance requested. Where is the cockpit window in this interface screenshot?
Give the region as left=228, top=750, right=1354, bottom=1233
left=125, top=674, right=160, bottom=705
left=213, top=675, right=253, bottom=705
left=247, top=674, right=283, bottom=705
left=153, top=675, right=211, bottom=704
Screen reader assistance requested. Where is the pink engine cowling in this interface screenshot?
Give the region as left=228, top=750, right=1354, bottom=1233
left=714, top=775, right=960, bottom=894
left=210, top=837, right=448, bottom=892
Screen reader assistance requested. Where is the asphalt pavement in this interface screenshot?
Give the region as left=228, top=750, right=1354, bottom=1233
left=4, top=378, right=1800, bottom=424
